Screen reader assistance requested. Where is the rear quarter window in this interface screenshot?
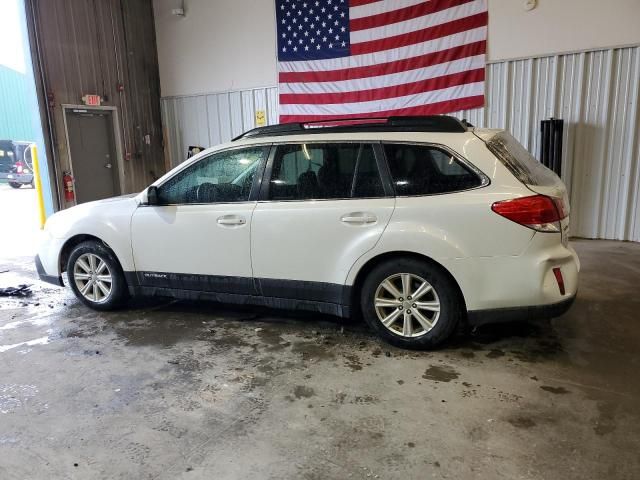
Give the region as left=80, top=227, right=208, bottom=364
left=383, top=143, right=484, bottom=196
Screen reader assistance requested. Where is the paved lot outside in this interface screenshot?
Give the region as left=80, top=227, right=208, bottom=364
left=0, top=182, right=40, bottom=258
left=1, top=184, right=639, bottom=479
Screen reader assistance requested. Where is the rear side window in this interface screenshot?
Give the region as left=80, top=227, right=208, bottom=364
left=383, top=143, right=482, bottom=196
left=487, top=132, right=560, bottom=187
left=269, top=143, right=384, bottom=200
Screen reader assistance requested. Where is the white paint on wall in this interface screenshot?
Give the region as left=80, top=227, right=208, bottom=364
left=488, top=0, right=640, bottom=61
left=154, top=0, right=640, bottom=98
left=153, top=0, right=278, bottom=97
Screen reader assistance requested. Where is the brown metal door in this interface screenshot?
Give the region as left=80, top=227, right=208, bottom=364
left=66, top=109, right=120, bottom=204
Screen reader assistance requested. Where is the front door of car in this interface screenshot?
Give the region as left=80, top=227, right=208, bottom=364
left=130, top=145, right=270, bottom=295
left=251, top=142, right=395, bottom=307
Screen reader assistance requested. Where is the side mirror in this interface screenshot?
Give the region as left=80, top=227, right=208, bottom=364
left=146, top=185, right=159, bottom=205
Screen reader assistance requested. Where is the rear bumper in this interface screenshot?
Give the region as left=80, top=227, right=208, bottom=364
left=443, top=235, right=579, bottom=312
left=35, top=254, right=63, bottom=286
left=2, top=172, right=33, bottom=183
left=467, top=294, right=576, bottom=326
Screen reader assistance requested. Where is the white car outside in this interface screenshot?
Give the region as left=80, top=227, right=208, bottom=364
left=36, top=116, right=579, bottom=349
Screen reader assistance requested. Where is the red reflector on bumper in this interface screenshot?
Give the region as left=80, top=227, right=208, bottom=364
left=553, top=267, right=565, bottom=295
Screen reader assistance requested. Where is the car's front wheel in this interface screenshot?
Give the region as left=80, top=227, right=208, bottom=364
left=67, top=241, right=129, bottom=310
left=360, top=258, right=462, bottom=349
left=8, top=182, right=21, bottom=189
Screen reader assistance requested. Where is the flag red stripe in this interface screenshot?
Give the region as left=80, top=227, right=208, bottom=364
left=279, top=40, right=485, bottom=83
left=279, top=95, right=485, bottom=122
left=351, top=12, right=488, bottom=55
left=350, top=0, right=474, bottom=32
left=278, top=1, right=487, bottom=122
left=280, top=68, right=484, bottom=104
left=349, top=0, right=383, bottom=7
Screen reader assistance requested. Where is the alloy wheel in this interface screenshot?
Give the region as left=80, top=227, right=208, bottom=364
left=73, top=253, right=113, bottom=303
left=374, top=273, right=440, bottom=338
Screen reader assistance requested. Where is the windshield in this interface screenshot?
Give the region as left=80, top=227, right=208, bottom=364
left=486, top=132, right=560, bottom=187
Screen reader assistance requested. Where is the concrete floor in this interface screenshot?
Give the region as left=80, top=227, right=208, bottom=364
left=1, top=186, right=639, bottom=479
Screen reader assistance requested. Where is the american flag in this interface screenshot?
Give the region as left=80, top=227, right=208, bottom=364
left=276, top=0, right=488, bottom=122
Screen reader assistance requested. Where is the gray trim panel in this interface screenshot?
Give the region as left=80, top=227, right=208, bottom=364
left=467, top=296, right=576, bottom=326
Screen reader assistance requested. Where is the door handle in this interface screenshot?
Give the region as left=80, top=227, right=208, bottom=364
left=340, top=212, right=377, bottom=225
left=217, top=215, right=246, bottom=226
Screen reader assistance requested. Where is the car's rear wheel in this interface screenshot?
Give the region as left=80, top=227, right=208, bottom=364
left=67, top=241, right=129, bottom=310
left=360, top=258, right=461, bottom=349
left=8, top=182, right=21, bottom=189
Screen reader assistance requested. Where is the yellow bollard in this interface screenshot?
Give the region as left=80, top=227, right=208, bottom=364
left=31, top=144, right=47, bottom=229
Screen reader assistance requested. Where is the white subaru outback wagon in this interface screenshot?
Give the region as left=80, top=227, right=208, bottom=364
left=36, top=116, right=579, bottom=349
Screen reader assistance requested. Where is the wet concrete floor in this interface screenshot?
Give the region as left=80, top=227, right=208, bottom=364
left=0, top=239, right=639, bottom=479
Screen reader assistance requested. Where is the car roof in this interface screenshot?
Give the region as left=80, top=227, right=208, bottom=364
left=232, top=115, right=469, bottom=141
left=228, top=130, right=479, bottom=147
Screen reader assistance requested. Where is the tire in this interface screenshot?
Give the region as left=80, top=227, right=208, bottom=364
left=67, top=241, right=130, bottom=310
left=8, top=182, right=21, bottom=189
left=360, top=258, right=462, bottom=350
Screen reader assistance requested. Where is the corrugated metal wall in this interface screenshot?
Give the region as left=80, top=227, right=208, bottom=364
left=450, top=46, right=640, bottom=242
left=26, top=0, right=165, bottom=208
left=161, top=87, right=279, bottom=168
left=0, top=64, right=37, bottom=141
left=160, top=45, right=640, bottom=242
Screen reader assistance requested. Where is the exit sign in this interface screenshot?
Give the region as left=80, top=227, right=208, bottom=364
left=82, top=94, right=101, bottom=106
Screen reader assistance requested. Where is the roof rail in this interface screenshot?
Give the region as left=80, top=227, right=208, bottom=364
left=232, top=115, right=468, bottom=141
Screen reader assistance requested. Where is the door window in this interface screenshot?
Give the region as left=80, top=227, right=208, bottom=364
left=158, top=146, right=268, bottom=204
left=383, top=143, right=482, bottom=196
left=269, top=143, right=384, bottom=200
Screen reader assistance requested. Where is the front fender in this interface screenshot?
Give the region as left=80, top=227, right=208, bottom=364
left=45, top=197, right=138, bottom=272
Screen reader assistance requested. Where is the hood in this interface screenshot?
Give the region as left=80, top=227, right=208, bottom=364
left=85, top=192, right=139, bottom=204
left=45, top=194, right=139, bottom=239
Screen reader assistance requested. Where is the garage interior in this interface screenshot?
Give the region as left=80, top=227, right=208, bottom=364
left=26, top=0, right=165, bottom=210
left=1, top=0, right=640, bottom=479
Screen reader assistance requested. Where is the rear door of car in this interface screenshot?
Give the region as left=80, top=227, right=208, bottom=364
left=250, top=141, right=395, bottom=309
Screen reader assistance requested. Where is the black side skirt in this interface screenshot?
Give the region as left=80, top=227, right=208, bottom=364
left=125, top=272, right=352, bottom=318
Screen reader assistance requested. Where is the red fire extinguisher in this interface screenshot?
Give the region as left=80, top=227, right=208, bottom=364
left=63, top=172, right=75, bottom=202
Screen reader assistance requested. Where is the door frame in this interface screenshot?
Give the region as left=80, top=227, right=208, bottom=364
left=61, top=105, right=125, bottom=204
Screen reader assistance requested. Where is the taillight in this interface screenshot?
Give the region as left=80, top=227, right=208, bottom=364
left=491, top=194, right=567, bottom=232
left=15, top=162, right=23, bottom=173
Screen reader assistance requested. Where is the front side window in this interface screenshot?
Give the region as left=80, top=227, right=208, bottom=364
left=384, top=143, right=482, bottom=196
left=158, top=146, right=268, bottom=204
left=269, top=143, right=384, bottom=200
